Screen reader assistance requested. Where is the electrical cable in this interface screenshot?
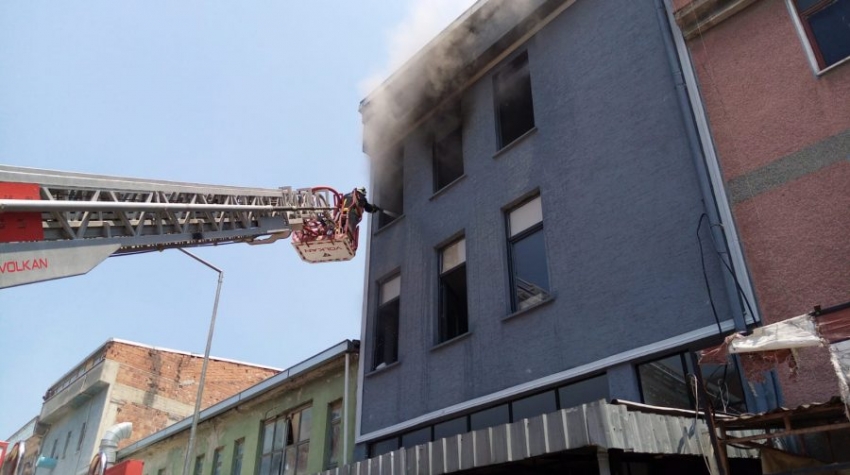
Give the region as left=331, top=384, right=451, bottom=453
left=697, top=213, right=724, bottom=335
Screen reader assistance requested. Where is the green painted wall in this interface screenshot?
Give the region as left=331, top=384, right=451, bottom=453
left=121, top=354, right=359, bottom=475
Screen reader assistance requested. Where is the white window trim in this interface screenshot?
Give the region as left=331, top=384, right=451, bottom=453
left=785, top=0, right=850, bottom=75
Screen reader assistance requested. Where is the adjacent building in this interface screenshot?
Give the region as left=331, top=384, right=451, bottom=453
left=32, top=339, right=279, bottom=475
left=117, top=340, right=359, bottom=475
left=671, top=0, right=850, bottom=406
left=348, top=0, right=774, bottom=472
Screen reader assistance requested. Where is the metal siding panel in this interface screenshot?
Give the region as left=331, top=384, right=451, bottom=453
left=508, top=420, right=529, bottom=461
left=565, top=406, right=589, bottom=449
left=405, top=448, right=416, bottom=475
left=489, top=424, right=510, bottom=465
left=585, top=403, right=609, bottom=448
left=443, top=435, right=460, bottom=473
left=379, top=453, right=392, bottom=475
left=526, top=415, right=547, bottom=457
left=634, top=413, right=658, bottom=454
left=544, top=411, right=567, bottom=454
left=415, top=445, right=429, bottom=475
left=459, top=431, right=475, bottom=470
left=472, top=429, right=491, bottom=467
left=428, top=441, right=444, bottom=475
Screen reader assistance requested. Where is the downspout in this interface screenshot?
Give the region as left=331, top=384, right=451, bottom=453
left=652, top=0, right=757, bottom=332
left=343, top=351, right=350, bottom=465
left=99, top=422, right=132, bottom=465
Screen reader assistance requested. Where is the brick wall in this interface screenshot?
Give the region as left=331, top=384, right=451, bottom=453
left=105, top=342, right=278, bottom=447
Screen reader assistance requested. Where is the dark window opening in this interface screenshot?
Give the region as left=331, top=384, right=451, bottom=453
left=369, top=438, right=399, bottom=458
left=438, top=238, right=468, bottom=343
left=76, top=423, right=86, bottom=452
left=375, top=150, right=403, bottom=229
left=494, top=51, right=535, bottom=148
left=470, top=404, right=509, bottom=431
left=259, top=407, right=312, bottom=475
left=512, top=390, right=557, bottom=421
left=401, top=427, right=431, bottom=449
left=434, top=416, right=468, bottom=440
left=507, top=196, right=550, bottom=311
left=62, top=431, right=71, bottom=459
left=558, top=374, right=610, bottom=409
left=433, top=121, right=463, bottom=191
left=193, top=455, right=204, bottom=475
left=794, top=0, right=850, bottom=69
left=638, top=352, right=747, bottom=414
left=373, top=275, right=400, bottom=370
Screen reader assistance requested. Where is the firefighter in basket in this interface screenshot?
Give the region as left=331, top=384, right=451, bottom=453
left=342, top=187, right=380, bottom=238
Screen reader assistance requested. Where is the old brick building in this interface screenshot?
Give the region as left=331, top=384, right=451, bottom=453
left=30, top=339, right=279, bottom=475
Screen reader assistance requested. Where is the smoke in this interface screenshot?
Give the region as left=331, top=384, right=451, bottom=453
left=359, top=0, right=479, bottom=97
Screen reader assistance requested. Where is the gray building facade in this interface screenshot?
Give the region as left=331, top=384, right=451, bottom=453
left=354, top=0, right=773, bottom=469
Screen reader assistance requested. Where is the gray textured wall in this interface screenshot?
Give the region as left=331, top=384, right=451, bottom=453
left=360, top=0, right=732, bottom=435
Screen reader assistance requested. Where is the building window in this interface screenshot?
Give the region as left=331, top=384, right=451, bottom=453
left=433, top=112, right=464, bottom=191
left=792, top=0, right=850, bottom=70
left=376, top=149, right=403, bottom=229
left=259, top=407, right=312, bottom=475
left=50, top=438, right=58, bottom=459
left=438, top=238, right=468, bottom=343
left=62, top=431, right=72, bottom=458
left=494, top=51, right=535, bottom=149
left=211, top=447, right=223, bottom=475
left=369, top=438, right=399, bottom=458
left=506, top=195, right=550, bottom=311
left=76, top=423, right=86, bottom=452
left=193, top=455, right=204, bottom=475
left=157, top=469, right=166, bottom=475
left=512, top=390, right=557, bottom=421
left=470, top=404, right=510, bottom=431
left=232, top=439, right=244, bottom=475
left=433, top=416, right=468, bottom=440
left=558, top=374, right=609, bottom=409
left=373, top=275, right=400, bottom=370
left=637, top=352, right=747, bottom=413
left=326, top=400, right=343, bottom=468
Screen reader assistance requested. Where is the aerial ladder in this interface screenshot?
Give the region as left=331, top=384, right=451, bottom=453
left=0, top=165, right=367, bottom=289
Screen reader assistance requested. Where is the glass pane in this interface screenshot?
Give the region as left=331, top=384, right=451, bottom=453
left=380, top=275, right=401, bottom=304
left=511, top=229, right=550, bottom=310
left=638, top=354, right=691, bottom=410
left=795, top=0, right=822, bottom=12
left=233, top=440, right=244, bottom=475
left=298, top=407, right=312, bottom=442
left=401, top=427, right=431, bottom=448
left=470, top=404, right=509, bottom=431
left=509, top=196, right=542, bottom=237
left=558, top=374, right=610, bottom=409
left=262, top=422, right=275, bottom=454
left=328, top=422, right=341, bottom=467
left=439, top=265, right=468, bottom=342
left=295, top=443, right=309, bottom=475
left=808, top=1, right=850, bottom=67
left=212, top=449, right=223, bottom=475
left=259, top=455, right=271, bottom=475
left=441, top=238, right=466, bottom=272
left=270, top=452, right=282, bottom=475
left=283, top=446, right=296, bottom=475
left=193, top=456, right=204, bottom=475
left=329, top=400, right=342, bottom=422
left=273, top=419, right=286, bottom=450
left=512, top=390, right=557, bottom=421
left=374, top=300, right=400, bottom=368
left=434, top=416, right=467, bottom=440
left=370, top=438, right=399, bottom=457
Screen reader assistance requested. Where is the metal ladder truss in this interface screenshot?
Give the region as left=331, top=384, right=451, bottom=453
left=0, top=165, right=335, bottom=255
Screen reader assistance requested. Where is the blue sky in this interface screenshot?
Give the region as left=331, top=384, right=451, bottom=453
left=0, top=0, right=474, bottom=439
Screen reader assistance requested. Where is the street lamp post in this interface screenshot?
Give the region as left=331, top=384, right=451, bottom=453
left=178, top=249, right=224, bottom=475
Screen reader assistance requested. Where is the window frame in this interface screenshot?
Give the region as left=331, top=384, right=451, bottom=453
left=787, top=0, right=850, bottom=73
left=231, top=438, right=245, bottom=475
left=437, top=236, right=469, bottom=343
left=505, top=195, right=551, bottom=312
left=493, top=50, right=536, bottom=150
left=372, top=273, right=401, bottom=370
left=258, top=406, right=312, bottom=475
left=193, top=454, right=205, bottom=475
left=432, top=107, right=464, bottom=192
left=211, top=447, right=224, bottom=475
left=325, top=400, right=343, bottom=469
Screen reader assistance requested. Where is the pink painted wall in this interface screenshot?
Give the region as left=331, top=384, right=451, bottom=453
left=689, top=0, right=850, bottom=180
left=681, top=0, right=850, bottom=406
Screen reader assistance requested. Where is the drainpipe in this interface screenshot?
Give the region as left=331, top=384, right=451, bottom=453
left=652, top=0, right=757, bottom=332
left=343, top=351, right=350, bottom=465
left=99, top=422, right=132, bottom=465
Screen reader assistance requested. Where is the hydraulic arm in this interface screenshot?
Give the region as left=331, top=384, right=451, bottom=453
left=0, top=165, right=350, bottom=288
